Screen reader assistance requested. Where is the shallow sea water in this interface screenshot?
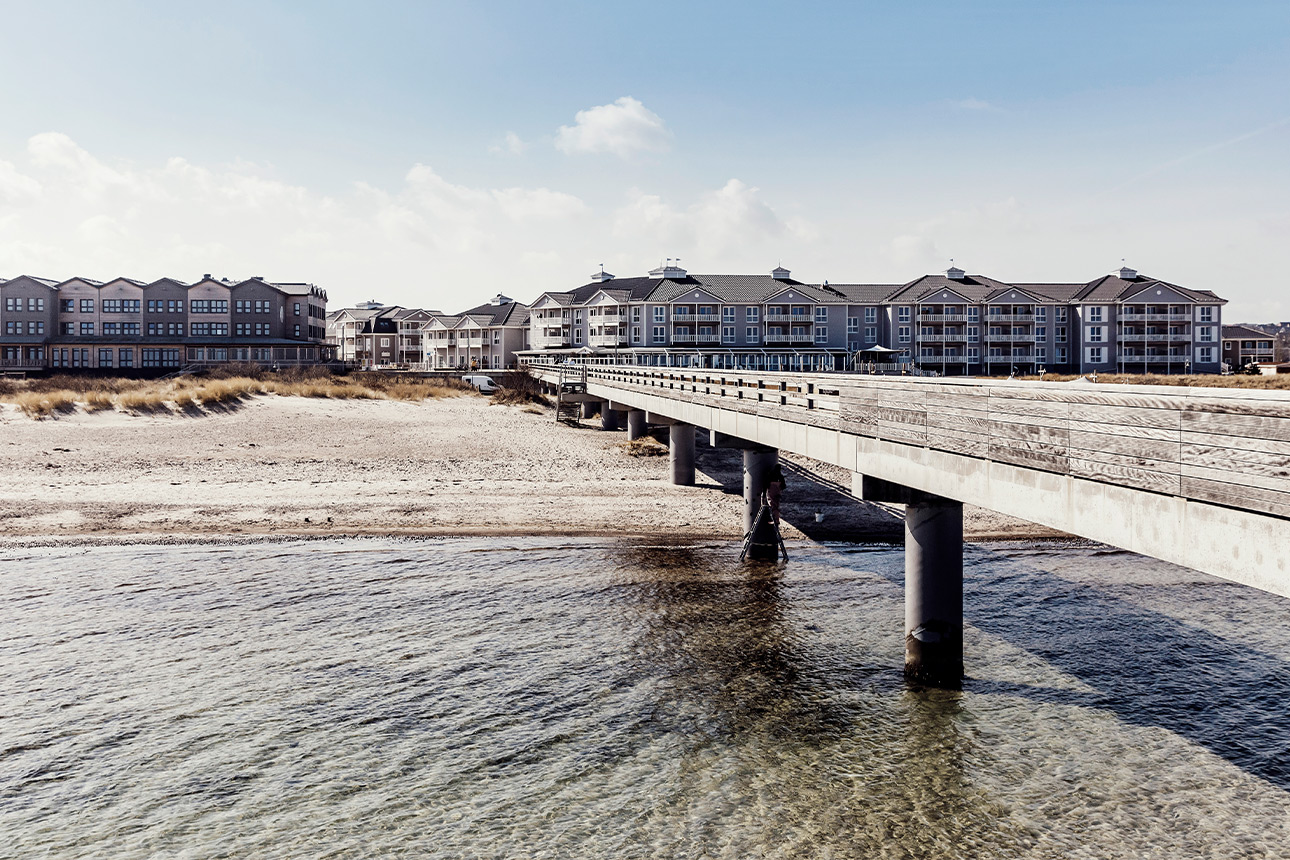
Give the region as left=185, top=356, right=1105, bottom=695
left=1, top=537, right=1288, bottom=859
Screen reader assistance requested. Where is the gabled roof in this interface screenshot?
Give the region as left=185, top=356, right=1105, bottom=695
left=452, top=297, right=530, bottom=326
left=57, top=276, right=106, bottom=288
left=1011, top=283, right=1086, bottom=302
left=99, top=276, right=147, bottom=287
left=886, top=274, right=1014, bottom=303
left=983, top=285, right=1050, bottom=304
left=1222, top=324, right=1274, bottom=340
left=1071, top=273, right=1225, bottom=304
left=2, top=275, right=61, bottom=289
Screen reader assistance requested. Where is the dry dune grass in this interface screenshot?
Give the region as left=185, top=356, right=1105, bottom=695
left=0, top=370, right=480, bottom=417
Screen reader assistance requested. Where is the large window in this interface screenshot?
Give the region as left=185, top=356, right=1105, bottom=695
left=652, top=326, right=665, bottom=343
left=653, top=307, right=665, bottom=323
left=815, top=307, right=828, bottom=323
left=80, top=322, right=94, bottom=335
left=814, top=326, right=828, bottom=344
left=1199, top=307, right=1214, bottom=322
left=865, top=307, right=877, bottom=324
left=746, top=307, right=759, bottom=322
left=722, top=326, right=735, bottom=343
left=746, top=327, right=760, bottom=343
left=864, top=326, right=876, bottom=342
left=898, top=326, right=911, bottom=343
left=98, top=348, right=114, bottom=367
left=1088, top=306, right=1104, bottom=323
left=847, top=316, right=859, bottom=334
left=190, top=299, right=228, bottom=314
left=723, top=307, right=736, bottom=323
left=80, top=299, right=94, bottom=313
left=898, top=307, right=911, bottom=323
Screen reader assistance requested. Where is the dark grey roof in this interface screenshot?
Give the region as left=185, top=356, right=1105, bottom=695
left=886, top=274, right=1015, bottom=303
left=1071, top=274, right=1224, bottom=304
left=1222, top=325, right=1274, bottom=340
left=454, top=298, right=531, bottom=326
left=825, top=284, right=903, bottom=303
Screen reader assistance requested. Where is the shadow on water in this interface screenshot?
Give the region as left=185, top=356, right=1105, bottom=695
left=865, top=544, right=1290, bottom=791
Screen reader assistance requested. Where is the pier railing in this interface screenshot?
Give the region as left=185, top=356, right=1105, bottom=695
left=535, top=365, right=1290, bottom=520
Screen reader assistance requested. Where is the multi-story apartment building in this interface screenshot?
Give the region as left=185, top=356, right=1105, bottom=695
left=326, top=295, right=529, bottom=370
left=1222, top=325, right=1276, bottom=369
left=0, top=274, right=328, bottom=372
left=422, top=295, right=529, bottom=370
left=520, top=264, right=1226, bottom=375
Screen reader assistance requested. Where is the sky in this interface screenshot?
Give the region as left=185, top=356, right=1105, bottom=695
left=1, top=0, right=1288, bottom=320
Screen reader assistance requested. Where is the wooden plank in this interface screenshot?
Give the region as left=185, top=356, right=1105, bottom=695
left=988, top=421, right=1070, bottom=446
left=1070, top=456, right=1182, bottom=494
left=1181, top=476, right=1290, bottom=519
left=1181, top=430, right=1290, bottom=458
left=986, top=396, right=1073, bottom=420
left=1068, top=429, right=1181, bottom=463
left=1182, top=442, right=1290, bottom=479
left=1056, top=402, right=1182, bottom=431
left=1181, top=462, right=1290, bottom=496
left=989, top=445, right=1069, bottom=474
left=1181, top=410, right=1290, bottom=443
left=1069, top=446, right=1180, bottom=476
left=1068, top=419, right=1181, bottom=442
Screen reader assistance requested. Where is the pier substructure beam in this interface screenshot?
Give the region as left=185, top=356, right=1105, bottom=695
left=858, top=475, right=963, bottom=689
left=669, top=424, right=696, bottom=486
left=626, top=410, right=647, bottom=440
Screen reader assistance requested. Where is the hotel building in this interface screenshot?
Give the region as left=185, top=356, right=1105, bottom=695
left=520, top=263, right=1226, bottom=375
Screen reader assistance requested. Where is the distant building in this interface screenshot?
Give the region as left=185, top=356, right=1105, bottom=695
left=0, top=274, right=329, bottom=372
left=1222, top=325, right=1276, bottom=368
left=325, top=294, right=529, bottom=370
left=519, top=263, right=1226, bottom=375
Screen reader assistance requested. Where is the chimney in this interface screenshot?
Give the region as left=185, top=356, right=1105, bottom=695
left=202, top=273, right=212, bottom=279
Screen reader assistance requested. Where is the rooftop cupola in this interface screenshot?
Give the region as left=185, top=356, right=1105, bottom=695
left=1117, top=264, right=1138, bottom=280
left=489, top=293, right=513, bottom=305
left=946, top=265, right=966, bottom=280
left=648, top=258, right=687, bottom=279
left=590, top=264, right=615, bottom=283
left=771, top=265, right=792, bottom=280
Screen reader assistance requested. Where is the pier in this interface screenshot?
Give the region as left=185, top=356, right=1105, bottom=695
left=534, top=363, right=1290, bottom=687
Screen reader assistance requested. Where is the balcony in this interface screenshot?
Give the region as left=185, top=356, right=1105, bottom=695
left=985, top=313, right=1035, bottom=322
left=917, top=334, right=968, bottom=343
left=671, top=333, right=722, bottom=344
left=917, top=313, right=968, bottom=322
left=588, top=334, right=628, bottom=347
left=985, top=333, right=1038, bottom=343
left=533, top=335, right=570, bottom=348
left=764, top=312, right=812, bottom=323
left=763, top=333, right=816, bottom=344
left=1120, top=312, right=1195, bottom=322
left=916, top=355, right=972, bottom=364
left=1119, top=333, right=1194, bottom=342
left=1120, top=354, right=1191, bottom=363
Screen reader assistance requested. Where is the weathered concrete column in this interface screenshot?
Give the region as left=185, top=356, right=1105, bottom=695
left=742, top=448, right=779, bottom=536
left=581, top=400, right=598, bottom=420
left=600, top=408, right=620, bottom=431
left=626, top=410, right=647, bottom=440
left=669, top=424, right=695, bottom=486
left=904, top=496, right=964, bottom=688
left=855, top=475, right=963, bottom=688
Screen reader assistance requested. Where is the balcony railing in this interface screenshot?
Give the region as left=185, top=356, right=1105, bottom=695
left=764, top=312, right=812, bottom=323
left=588, top=334, right=629, bottom=347
left=917, top=313, right=968, bottom=322
left=1119, top=333, right=1195, bottom=342
left=917, top=334, right=968, bottom=343
left=671, top=333, right=722, bottom=344
left=916, top=355, right=972, bottom=364
left=1120, top=312, right=1195, bottom=321
left=984, top=314, right=1035, bottom=322
left=984, top=333, right=1038, bottom=342
left=533, top=335, right=570, bottom=348
left=1120, top=354, right=1191, bottom=363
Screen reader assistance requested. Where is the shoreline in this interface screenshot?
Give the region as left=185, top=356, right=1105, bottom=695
left=0, top=394, right=1074, bottom=548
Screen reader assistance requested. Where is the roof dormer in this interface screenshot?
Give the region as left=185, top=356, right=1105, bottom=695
left=648, top=258, right=687, bottom=280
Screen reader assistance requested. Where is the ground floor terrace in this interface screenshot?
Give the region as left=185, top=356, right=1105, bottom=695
left=1, top=340, right=333, bottom=372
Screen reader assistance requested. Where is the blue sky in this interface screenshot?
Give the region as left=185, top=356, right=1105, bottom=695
left=1, top=0, right=1288, bottom=319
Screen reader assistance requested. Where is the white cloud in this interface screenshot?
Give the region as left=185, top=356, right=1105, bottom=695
left=0, top=159, right=41, bottom=205
left=555, top=96, right=672, bottom=158
left=489, top=131, right=528, bottom=155
left=613, top=179, right=813, bottom=257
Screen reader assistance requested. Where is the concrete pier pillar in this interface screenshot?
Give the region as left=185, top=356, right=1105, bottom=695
left=669, top=424, right=695, bottom=486
left=904, top=496, right=964, bottom=688
left=600, top=408, right=620, bottom=431
left=742, top=448, right=779, bottom=536
left=627, top=410, right=647, bottom=440
left=581, top=400, right=598, bottom=420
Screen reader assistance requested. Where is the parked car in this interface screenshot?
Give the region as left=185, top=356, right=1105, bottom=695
left=461, top=374, right=498, bottom=394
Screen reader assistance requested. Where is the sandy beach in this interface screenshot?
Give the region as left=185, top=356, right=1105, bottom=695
left=0, top=393, right=1067, bottom=546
